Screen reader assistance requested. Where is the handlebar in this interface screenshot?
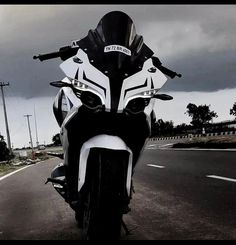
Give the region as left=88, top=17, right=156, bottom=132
left=33, top=46, right=79, bottom=61
left=33, top=46, right=182, bottom=80
left=151, top=56, right=182, bottom=79
left=33, top=51, right=62, bottom=61
left=158, top=65, right=182, bottom=79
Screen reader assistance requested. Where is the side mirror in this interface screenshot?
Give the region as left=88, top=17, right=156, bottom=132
left=50, top=80, right=72, bottom=88
left=153, top=94, right=173, bottom=101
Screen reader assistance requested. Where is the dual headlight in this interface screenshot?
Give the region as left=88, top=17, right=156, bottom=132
left=71, top=79, right=104, bottom=111
left=71, top=78, right=153, bottom=113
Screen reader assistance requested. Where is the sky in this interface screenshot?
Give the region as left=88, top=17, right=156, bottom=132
left=0, top=4, right=236, bottom=148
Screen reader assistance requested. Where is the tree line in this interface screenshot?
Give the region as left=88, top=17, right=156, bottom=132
left=151, top=102, right=236, bottom=137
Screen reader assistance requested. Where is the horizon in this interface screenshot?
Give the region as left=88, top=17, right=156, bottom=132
left=1, top=88, right=236, bottom=149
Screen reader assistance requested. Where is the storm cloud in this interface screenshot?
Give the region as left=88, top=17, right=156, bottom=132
left=0, top=5, right=236, bottom=98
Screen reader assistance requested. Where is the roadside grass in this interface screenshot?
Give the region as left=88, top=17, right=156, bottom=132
left=0, top=163, right=24, bottom=178
left=0, top=147, right=63, bottom=178
left=172, top=135, right=236, bottom=148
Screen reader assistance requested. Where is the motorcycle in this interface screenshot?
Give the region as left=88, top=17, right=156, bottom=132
left=33, top=11, right=181, bottom=240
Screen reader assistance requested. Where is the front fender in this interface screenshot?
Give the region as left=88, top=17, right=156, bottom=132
left=78, top=134, right=133, bottom=196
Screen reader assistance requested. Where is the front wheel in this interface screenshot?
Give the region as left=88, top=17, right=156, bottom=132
left=81, top=148, right=130, bottom=240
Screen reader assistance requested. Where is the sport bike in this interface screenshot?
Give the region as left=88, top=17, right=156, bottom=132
left=33, top=11, right=181, bottom=240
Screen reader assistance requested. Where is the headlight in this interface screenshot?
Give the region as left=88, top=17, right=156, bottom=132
left=70, top=78, right=105, bottom=110
left=141, top=89, right=159, bottom=97
left=77, top=90, right=103, bottom=111
left=125, top=97, right=150, bottom=114
left=70, top=78, right=89, bottom=90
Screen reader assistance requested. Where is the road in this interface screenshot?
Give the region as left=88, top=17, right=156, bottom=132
left=125, top=148, right=236, bottom=240
left=0, top=145, right=236, bottom=240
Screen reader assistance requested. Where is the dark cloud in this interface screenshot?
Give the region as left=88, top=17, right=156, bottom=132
left=0, top=50, right=62, bottom=98
left=161, top=49, right=236, bottom=92
left=0, top=5, right=236, bottom=98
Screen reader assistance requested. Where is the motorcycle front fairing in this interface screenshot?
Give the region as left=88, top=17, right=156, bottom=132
left=51, top=11, right=168, bottom=206
left=32, top=10, right=182, bottom=239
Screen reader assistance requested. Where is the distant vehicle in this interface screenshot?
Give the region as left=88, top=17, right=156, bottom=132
left=38, top=145, right=46, bottom=150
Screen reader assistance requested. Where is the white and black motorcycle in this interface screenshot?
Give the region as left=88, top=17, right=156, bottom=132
left=33, top=11, right=181, bottom=240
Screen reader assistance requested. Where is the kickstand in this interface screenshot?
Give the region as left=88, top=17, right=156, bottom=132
left=121, top=219, right=131, bottom=236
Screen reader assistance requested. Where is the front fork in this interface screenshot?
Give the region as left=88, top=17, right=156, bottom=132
left=46, top=135, right=134, bottom=209
left=77, top=134, right=133, bottom=196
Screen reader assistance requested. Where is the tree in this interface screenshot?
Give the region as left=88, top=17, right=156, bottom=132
left=230, top=102, right=236, bottom=118
left=185, top=103, right=218, bottom=129
left=150, top=110, right=157, bottom=136
left=0, top=134, right=10, bottom=161
left=174, top=123, right=192, bottom=135
left=154, top=119, right=174, bottom=136
left=52, top=133, right=61, bottom=146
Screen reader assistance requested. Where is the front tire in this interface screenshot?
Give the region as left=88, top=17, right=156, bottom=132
left=81, top=148, right=130, bottom=240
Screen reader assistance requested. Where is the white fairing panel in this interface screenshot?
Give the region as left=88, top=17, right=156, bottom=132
left=118, top=58, right=168, bottom=111
left=61, top=86, right=82, bottom=110
left=60, top=48, right=168, bottom=114
left=78, top=135, right=133, bottom=196
left=60, top=49, right=111, bottom=110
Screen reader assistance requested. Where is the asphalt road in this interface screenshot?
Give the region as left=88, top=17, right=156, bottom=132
left=126, top=148, right=236, bottom=240
left=0, top=146, right=236, bottom=240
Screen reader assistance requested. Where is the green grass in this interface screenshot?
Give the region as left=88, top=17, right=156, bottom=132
left=0, top=163, right=24, bottom=177
left=172, top=135, right=236, bottom=148
left=0, top=148, right=63, bottom=178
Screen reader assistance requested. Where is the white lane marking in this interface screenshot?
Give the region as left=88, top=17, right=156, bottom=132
left=0, top=165, right=32, bottom=181
left=206, top=175, right=236, bottom=183
left=147, top=164, right=165, bottom=169
left=0, top=162, right=42, bottom=182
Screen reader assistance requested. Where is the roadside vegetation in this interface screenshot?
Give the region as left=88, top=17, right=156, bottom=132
left=172, top=135, right=236, bottom=149
left=151, top=103, right=236, bottom=138
left=0, top=164, right=23, bottom=178
left=0, top=132, right=63, bottom=178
